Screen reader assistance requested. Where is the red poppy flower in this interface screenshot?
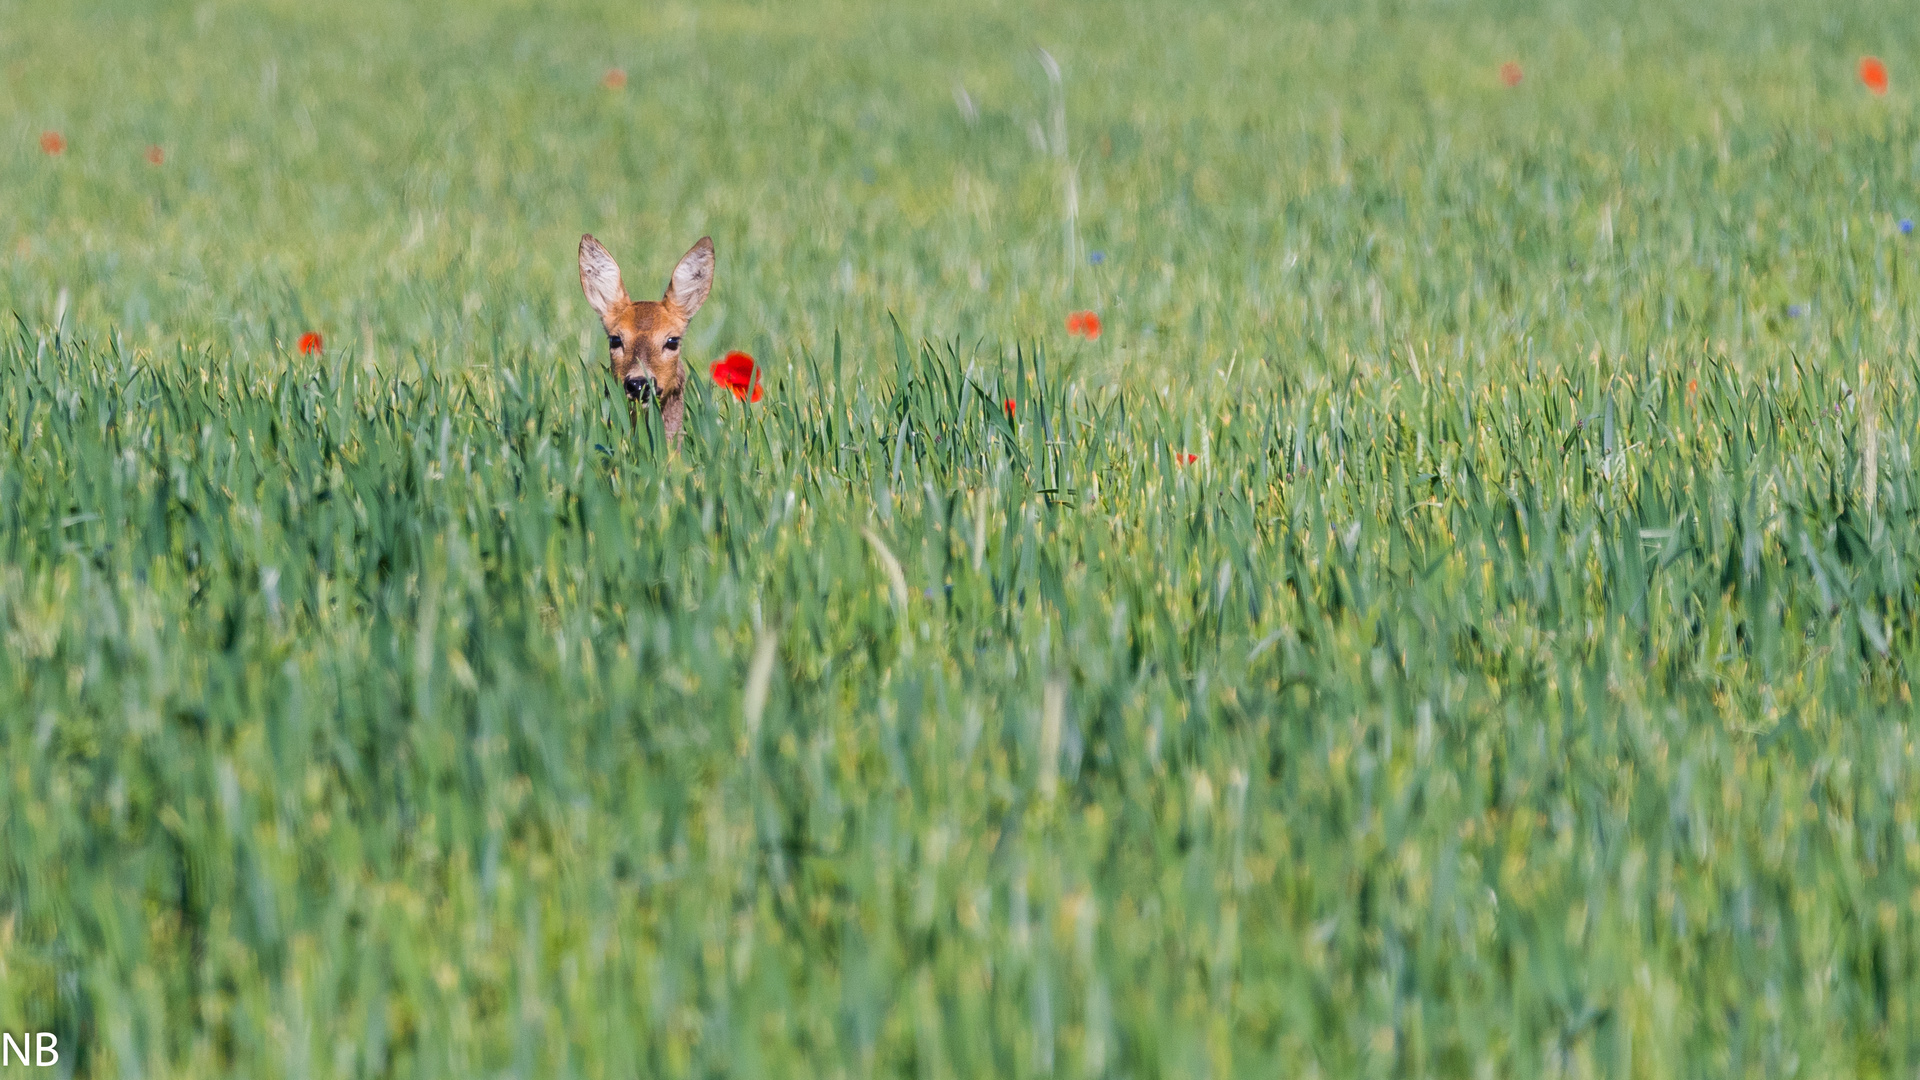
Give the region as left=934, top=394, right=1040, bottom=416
left=39, top=131, right=65, bottom=156
left=603, top=68, right=627, bottom=89
left=1003, top=398, right=1017, bottom=420
left=297, top=332, right=323, bottom=355
left=145, top=145, right=164, bottom=166
left=1066, top=310, right=1102, bottom=340
left=1500, top=61, right=1523, bottom=88
left=1176, top=452, right=1199, bottom=465
left=1861, top=56, right=1889, bottom=95
left=710, top=351, right=763, bottom=402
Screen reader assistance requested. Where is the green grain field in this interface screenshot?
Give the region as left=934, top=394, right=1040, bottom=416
left=5, top=1, right=1920, bottom=1076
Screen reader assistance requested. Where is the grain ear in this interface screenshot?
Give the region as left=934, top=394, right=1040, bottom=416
left=666, top=236, right=714, bottom=319
left=579, top=234, right=629, bottom=324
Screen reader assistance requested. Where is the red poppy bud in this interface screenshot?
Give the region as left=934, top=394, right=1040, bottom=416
left=1861, top=56, right=1890, bottom=95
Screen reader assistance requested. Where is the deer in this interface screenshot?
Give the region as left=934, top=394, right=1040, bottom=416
left=578, top=234, right=714, bottom=446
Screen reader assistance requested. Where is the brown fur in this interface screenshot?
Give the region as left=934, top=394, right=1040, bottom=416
left=578, top=234, right=714, bottom=445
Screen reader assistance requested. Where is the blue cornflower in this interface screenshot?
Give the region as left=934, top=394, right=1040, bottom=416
left=1787, top=304, right=1807, bottom=319
left=1902, top=219, right=1914, bottom=235
left=1088, top=250, right=1106, bottom=265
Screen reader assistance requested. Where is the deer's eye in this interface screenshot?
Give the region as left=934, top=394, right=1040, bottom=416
left=608, top=334, right=623, bottom=350
left=664, top=336, right=681, bottom=351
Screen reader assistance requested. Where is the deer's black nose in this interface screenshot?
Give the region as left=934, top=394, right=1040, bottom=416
left=624, top=374, right=656, bottom=403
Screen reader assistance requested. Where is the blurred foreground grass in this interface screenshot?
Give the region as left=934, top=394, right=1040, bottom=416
left=5, top=0, right=1920, bottom=1076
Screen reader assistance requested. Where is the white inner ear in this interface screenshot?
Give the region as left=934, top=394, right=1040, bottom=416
left=579, top=237, right=627, bottom=322
left=667, top=240, right=713, bottom=318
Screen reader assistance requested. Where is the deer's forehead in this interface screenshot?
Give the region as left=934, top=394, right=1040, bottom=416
left=614, top=301, right=681, bottom=339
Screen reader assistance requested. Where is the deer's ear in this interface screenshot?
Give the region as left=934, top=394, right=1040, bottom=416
left=579, top=234, right=629, bottom=323
left=665, top=236, right=714, bottom=319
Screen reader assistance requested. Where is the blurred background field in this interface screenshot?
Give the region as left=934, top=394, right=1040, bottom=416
left=5, top=0, right=1920, bottom=1076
